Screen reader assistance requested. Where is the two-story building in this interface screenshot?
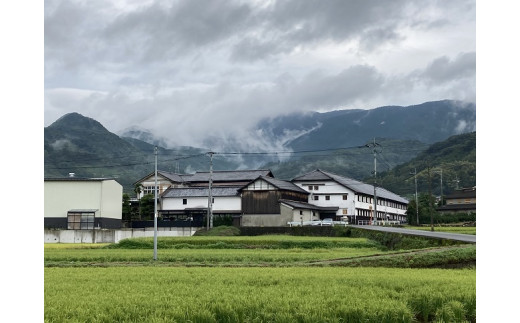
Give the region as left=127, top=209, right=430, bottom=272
left=437, top=187, right=476, bottom=214
left=292, top=169, right=408, bottom=224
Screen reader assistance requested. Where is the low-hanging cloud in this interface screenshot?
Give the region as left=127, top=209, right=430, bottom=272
left=45, top=0, right=476, bottom=151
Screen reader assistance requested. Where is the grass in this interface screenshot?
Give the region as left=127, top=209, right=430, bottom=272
left=403, top=225, right=476, bottom=235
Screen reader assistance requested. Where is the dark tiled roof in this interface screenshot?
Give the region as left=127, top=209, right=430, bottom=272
left=162, top=186, right=241, bottom=198
left=292, top=169, right=408, bottom=204
left=187, top=169, right=273, bottom=182
left=444, top=187, right=476, bottom=199
left=260, top=176, right=309, bottom=194
left=279, top=199, right=338, bottom=211
left=437, top=203, right=476, bottom=211
left=134, top=170, right=186, bottom=185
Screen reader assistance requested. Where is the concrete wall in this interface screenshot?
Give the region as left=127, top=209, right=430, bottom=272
left=44, top=227, right=202, bottom=243
left=241, top=213, right=292, bottom=227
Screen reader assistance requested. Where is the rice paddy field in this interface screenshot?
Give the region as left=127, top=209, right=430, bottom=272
left=44, top=235, right=476, bottom=322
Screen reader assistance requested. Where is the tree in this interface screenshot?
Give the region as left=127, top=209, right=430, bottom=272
left=122, top=193, right=132, bottom=223
left=139, top=194, right=155, bottom=220
left=406, top=193, right=438, bottom=225
left=134, top=183, right=143, bottom=220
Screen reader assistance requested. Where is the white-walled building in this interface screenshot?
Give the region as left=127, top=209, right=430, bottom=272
left=44, top=177, right=123, bottom=229
left=292, top=169, right=408, bottom=224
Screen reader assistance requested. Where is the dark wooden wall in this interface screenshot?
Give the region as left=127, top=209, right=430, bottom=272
left=241, top=190, right=308, bottom=214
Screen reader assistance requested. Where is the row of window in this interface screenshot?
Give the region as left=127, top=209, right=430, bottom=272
left=356, top=195, right=406, bottom=209
left=311, top=194, right=348, bottom=201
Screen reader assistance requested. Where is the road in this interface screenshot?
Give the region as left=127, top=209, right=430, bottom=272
left=350, top=225, right=476, bottom=243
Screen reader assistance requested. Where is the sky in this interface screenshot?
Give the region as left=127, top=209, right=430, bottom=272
left=44, top=0, right=476, bottom=150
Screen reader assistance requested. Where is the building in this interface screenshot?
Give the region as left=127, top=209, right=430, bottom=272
left=238, top=175, right=310, bottom=227
left=134, top=170, right=189, bottom=198
left=437, top=187, right=476, bottom=214
left=292, top=169, right=408, bottom=224
left=44, top=177, right=123, bottom=229
left=160, top=186, right=242, bottom=226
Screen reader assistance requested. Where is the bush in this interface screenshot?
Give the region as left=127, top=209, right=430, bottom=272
left=194, top=225, right=241, bottom=236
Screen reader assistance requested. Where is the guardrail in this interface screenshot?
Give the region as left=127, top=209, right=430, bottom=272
left=356, top=220, right=402, bottom=226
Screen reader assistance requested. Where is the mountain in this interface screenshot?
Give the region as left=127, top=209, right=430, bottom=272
left=263, top=138, right=430, bottom=181
left=257, top=100, right=476, bottom=150
left=44, top=113, right=242, bottom=192
left=44, top=100, right=476, bottom=195
left=373, top=131, right=476, bottom=198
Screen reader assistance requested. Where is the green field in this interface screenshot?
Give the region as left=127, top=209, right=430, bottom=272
left=404, top=226, right=476, bottom=235
left=44, top=235, right=476, bottom=322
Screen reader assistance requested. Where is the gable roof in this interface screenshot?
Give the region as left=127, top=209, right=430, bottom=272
left=134, top=170, right=186, bottom=185
left=292, top=169, right=408, bottom=204
left=239, top=175, right=309, bottom=194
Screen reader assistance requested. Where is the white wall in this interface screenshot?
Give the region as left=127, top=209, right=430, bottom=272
left=45, top=180, right=122, bottom=220
left=294, top=181, right=355, bottom=216
left=162, top=196, right=241, bottom=212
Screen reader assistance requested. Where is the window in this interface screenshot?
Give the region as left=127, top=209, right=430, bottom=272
left=325, top=195, right=330, bottom=200
left=314, top=185, right=319, bottom=190
left=342, top=209, right=348, bottom=215
left=308, top=186, right=313, bottom=190
left=343, top=194, right=348, bottom=200
left=143, top=186, right=157, bottom=195
left=299, top=210, right=303, bottom=215
left=313, top=195, right=319, bottom=201
left=67, top=211, right=95, bottom=230
left=183, top=199, right=187, bottom=205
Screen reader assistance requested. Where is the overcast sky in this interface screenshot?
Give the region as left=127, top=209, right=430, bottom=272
left=44, top=0, right=476, bottom=149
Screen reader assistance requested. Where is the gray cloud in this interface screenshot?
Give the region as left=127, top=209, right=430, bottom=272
left=44, top=0, right=476, bottom=150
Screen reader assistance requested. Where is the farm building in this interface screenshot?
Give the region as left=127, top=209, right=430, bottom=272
left=292, top=169, right=408, bottom=224
left=160, top=186, right=242, bottom=227
left=437, top=187, right=476, bottom=214
left=238, top=176, right=310, bottom=227
left=44, top=176, right=123, bottom=229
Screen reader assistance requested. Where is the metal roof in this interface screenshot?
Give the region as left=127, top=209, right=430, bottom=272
left=292, top=169, right=408, bottom=204
left=45, top=177, right=117, bottom=182
left=162, top=186, right=241, bottom=198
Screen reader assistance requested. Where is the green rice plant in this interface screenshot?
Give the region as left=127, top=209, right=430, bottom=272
left=45, top=267, right=475, bottom=322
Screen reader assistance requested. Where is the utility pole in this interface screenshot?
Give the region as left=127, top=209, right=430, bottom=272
left=206, top=152, right=214, bottom=230
left=434, top=168, right=443, bottom=206
left=453, top=176, right=460, bottom=190
left=153, top=146, right=158, bottom=260
left=410, top=168, right=419, bottom=225
left=427, top=163, right=434, bottom=232
left=365, top=138, right=380, bottom=225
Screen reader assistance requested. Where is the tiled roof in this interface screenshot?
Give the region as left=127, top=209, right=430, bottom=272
left=444, top=187, right=476, bottom=199
left=187, top=169, right=273, bottom=182
left=292, top=169, right=408, bottom=204
left=162, top=186, right=241, bottom=198
left=279, top=199, right=338, bottom=211
left=259, top=176, right=309, bottom=194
